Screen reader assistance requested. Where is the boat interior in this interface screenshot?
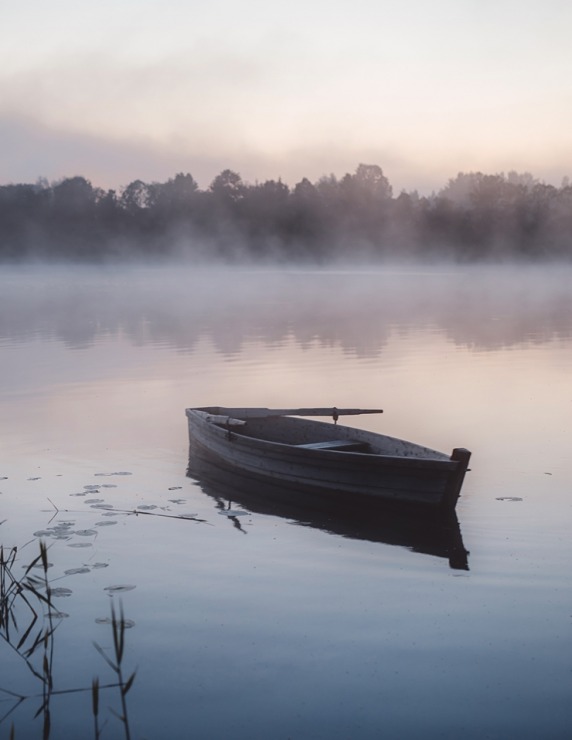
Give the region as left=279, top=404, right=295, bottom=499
left=198, top=409, right=447, bottom=460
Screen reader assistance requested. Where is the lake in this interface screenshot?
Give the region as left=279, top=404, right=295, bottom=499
left=1, top=264, right=571, bottom=739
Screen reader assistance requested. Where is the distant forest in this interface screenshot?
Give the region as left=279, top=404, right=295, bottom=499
left=1, top=164, right=571, bottom=262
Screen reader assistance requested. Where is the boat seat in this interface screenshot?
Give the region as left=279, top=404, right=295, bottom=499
left=296, top=439, right=369, bottom=452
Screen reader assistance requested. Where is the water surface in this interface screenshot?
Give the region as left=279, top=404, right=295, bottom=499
left=1, top=264, right=571, bottom=738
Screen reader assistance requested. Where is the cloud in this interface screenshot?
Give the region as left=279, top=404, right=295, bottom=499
left=0, top=114, right=210, bottom=189
left=0, top=111, right=438, bottom=194
left=2, top=0, right=572, bottom=198
left=0, top=108, right=570, bottom=197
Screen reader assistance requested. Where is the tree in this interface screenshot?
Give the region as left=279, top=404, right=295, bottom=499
left=52, top=176, right=96, bottom=213
left=336, top=165, right=393, bottom=255
left=149, top=173, right=199, bottom=212
left=351, top=163, right=393, bottom=201
left=209, top=170, right=246, bottom=203
left=120, top=180, right=152, bottom=213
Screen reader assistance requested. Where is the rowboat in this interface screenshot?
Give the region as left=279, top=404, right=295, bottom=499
left=185, top=406, right=471, bottom=510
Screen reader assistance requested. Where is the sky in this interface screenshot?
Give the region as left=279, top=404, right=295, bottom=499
left=1, top=0, right=571, bottom=194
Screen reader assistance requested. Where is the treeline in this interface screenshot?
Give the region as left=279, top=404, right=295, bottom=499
left=1, top=164, right=571, bottom=262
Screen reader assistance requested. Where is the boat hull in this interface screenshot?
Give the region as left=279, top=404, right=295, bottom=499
left=185, top=407, right=471, bottom=510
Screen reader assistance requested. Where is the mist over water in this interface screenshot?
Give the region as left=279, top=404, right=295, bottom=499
left=1, top=263, right=571, bottom=739
left=2, top=262, right=571, bottom=351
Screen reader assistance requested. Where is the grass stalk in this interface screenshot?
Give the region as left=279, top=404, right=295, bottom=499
left=93, top=599, right=136, bottom=740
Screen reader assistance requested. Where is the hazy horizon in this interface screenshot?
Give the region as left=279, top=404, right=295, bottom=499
left=2, top=1, right=571, bottom=194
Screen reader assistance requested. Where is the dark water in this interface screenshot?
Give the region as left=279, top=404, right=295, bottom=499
left=1, top=264, right=571, bottom=739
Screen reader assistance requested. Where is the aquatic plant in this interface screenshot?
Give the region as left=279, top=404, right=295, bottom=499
left=93, top=600, right=137, bottom=740
left=0, top=541, right=57, bottom=737
left=0, top=542, right=136, bottom=739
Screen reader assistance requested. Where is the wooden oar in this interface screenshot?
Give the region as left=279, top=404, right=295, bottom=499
left=223, top=407, right=383, bottom=419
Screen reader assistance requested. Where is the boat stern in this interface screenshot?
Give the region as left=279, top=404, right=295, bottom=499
left=443, top=448, right=471, bottom=510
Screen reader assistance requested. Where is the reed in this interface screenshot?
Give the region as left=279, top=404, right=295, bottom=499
left=1, top=542, right=136, bottom=739
left=93, top=600, right=136, bottom=740
left=0, top=541, right=57, bottom=737
left=91, top=677, right=101, bottom=740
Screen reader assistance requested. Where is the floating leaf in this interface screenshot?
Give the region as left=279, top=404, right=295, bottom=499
left=95, top=617, right=135, bottom=628
left=91, top=562, right=109, bottom=569
left=95, top=521, right=117, bottom=527
left=68, top=542, right=92, bottom=548
left=64, top=567, right=90, bottom=575
left=74, top=529, right=97, bottom=536
left=84, top=498, right=104, bottom=504
left=104, top=585, right=136, bottom=593
left=51, top=587, right=73, bottom=597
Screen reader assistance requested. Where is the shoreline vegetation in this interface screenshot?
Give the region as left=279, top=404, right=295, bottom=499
left=0, top=541, right=136, bottom=739
left=1, top=164, right=571, bottom=263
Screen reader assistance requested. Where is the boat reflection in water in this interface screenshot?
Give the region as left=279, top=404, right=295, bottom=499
left=186, top=446, right=469, bottom=571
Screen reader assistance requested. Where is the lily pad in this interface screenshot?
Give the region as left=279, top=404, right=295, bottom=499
left=95, top=617, right=135, bottom=628
left=64, top=567, right=90, bottom=575
left=51, top=587, right=73, bottom=597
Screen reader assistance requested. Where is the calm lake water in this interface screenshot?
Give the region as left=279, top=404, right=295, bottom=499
left=1, top=264, right=571, bottom=739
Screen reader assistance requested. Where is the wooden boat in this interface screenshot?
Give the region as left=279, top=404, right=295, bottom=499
left=185, top=406, right=471, bottom=510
